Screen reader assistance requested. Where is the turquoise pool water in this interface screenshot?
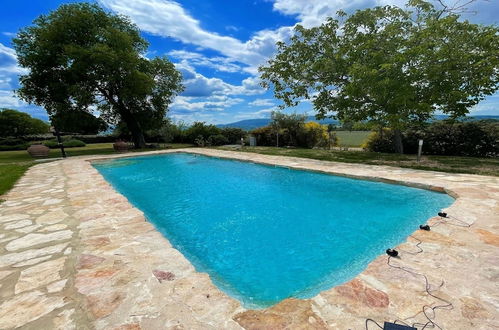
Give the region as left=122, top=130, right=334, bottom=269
left=94, top=153, right=453, bottom=308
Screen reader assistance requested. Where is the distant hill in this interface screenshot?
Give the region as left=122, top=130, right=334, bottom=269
left=217, top=116, right=340, bottom=130
left=217, top=115, right=499, bottom=130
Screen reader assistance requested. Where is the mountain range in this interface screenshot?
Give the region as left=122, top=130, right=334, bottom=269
left=217, top=115, right=499, bottom=130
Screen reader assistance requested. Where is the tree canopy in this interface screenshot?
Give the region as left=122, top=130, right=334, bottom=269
left=51, top=110, right=108, bottom=134
left=260, top=0, right=499, bottom=152
left=13, top=2, right=184, bottom=148
left=0, top=108, right=49, bottom=137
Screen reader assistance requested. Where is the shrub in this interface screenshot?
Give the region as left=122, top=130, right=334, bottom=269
left=298, top=122, right=329, bottom=148
left=69, top=135, right=115, bottom=143
left=250, top=126, right=292, bottom=146
left=0, top=138, right=29, bottom=151
left=363, top=129, right=395, bottom=153
left=220, top=127, right=246, bottom=144
left=207, top=134, right=229, bottom=146
left=364, top=121, right=499, bottom=157
left=64, top=139, right=86, bottom=147
left=185, top=122, right=221, bottom=143
left=44, top=139, right=86, bottom=148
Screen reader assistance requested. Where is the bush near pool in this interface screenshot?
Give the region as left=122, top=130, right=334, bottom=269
left=364, top=121, right=498, bottom=157
left=43, top=139, right=86, bottom=149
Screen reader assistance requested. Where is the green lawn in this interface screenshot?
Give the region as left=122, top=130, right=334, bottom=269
left=0, top=143, right=193, bottom=198
left=335, top=131, right=371, bottom=147
left=217, top=146, right=499, bottom=177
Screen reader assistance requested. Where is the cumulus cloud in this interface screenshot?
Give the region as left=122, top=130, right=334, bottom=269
left=98, top=0, right=296, bottom=73
left=168, top=50, right=243, bottom=73
left=99, top=0, right=266, bottom=67
left=0, top=43, right=31, bottom=108
left=271, top=0, right=423, bottom=28
left=0, top=90, right=23, bottom=107
left=170, top=95, right=243, bottom=112
left=249, top=98, right=275, bottom=107
left=174, top=60, right=265, bottom=98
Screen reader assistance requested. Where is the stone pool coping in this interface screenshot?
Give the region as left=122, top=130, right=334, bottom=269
left=0, top=148, right=498, bottom=329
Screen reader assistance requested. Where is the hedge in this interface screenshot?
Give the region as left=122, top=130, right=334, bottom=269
left=364, top=121, right=498, bottom=157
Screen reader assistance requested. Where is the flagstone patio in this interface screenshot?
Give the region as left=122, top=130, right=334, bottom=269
left=0, top=148, right=498, bottom=329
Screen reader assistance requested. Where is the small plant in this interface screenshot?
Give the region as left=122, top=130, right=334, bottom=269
left=194, top=135, right=205, bottom=147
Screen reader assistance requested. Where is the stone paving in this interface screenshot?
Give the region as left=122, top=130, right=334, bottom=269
left=0, top=148, right=498, bottom=329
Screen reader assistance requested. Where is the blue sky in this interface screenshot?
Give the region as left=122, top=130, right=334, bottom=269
left=0, top=0, right=498, bottom=124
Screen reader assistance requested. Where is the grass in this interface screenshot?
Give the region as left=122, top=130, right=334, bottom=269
left=217, top=146, right=499, bottom=177
left=2, top=142, right=497, bottom=199
left=0, top=142, right=194, bottom=198
left=335, top=131, right=371, bottom=147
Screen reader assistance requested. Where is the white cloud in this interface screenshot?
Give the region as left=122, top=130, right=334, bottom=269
left=168, top=50, right=243, bottom=73
left=0, top=43, right=31, bottom=109
left=0, top=43, right=26, bottom=76
left=98, top=0, right=295, bottom=73
left=99, top=0, right=266, bottom=67
left=175, top=60, right=265, bottom=97
left=271, top=0, right=407, bottom=27
left=249, top=98, right=275, bottom=107
left=171, top=95, right=244, bottom=112
left=0, top=90, right=23, bottom=108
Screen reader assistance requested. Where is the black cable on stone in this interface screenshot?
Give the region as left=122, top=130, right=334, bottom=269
left=397, top=235, right=423, bottom=255
left=431, top=213, right=472, bottom=228
left=387, top=255, right=453, bottom=329
left=365, top=318, right=383, bottom=329
left=366, top=212, right=472, bottom=329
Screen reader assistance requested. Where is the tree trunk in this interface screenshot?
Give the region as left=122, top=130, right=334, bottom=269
left=120, top=107, right=146, bottom=149
left=393, top=129, right=404, bottom=154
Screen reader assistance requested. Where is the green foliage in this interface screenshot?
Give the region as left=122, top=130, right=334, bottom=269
left=363, top=129, right=397, bottom=153
left=251, top=120, right=334, bottom=149
left=0, top=109, right=49, bottom=137
left=297, top=122, right=330, bottom=148
left=0, top=138, right=29, bottom=151
left=219, top=127, right=246, bottom=144
left=13, top=3, right=183, bottom=148
left=270, top=111, right=307, bottom=145
left=251, top=126, right=280, bottom=146
left=207, top=134, right=229, bottom=146
left=260, top=1, right=499, bottom=153
left=185, top=122, right=221, bottom=142
left=51, top=110, right=108, bottom=134
left=365, top=121, right=498, bottom=157
left=44, top=139, right=86, bottom=149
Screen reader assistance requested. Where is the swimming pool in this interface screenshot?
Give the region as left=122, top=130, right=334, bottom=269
left=94, top=153, right=453, bottom=308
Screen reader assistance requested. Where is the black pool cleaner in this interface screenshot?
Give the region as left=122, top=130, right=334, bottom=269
left=419, top=224, right=431, bottom=231
left=386, top=248, right=398, bottom=257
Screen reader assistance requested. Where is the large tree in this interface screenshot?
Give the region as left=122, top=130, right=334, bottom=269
left=13, top=3, right=183, bottom=148
left=260, top=0, right=499, bottom=153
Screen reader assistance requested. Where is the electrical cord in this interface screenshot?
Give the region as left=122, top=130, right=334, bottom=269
left=397, top=235, right=424, bottom=255
left=365, top=213, right=471, bottom=330
left=430, top=215, right=472, bottom=228
left=388, top=255, right=453, bottom=329
left=365, top=318, right=383, bottom=329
